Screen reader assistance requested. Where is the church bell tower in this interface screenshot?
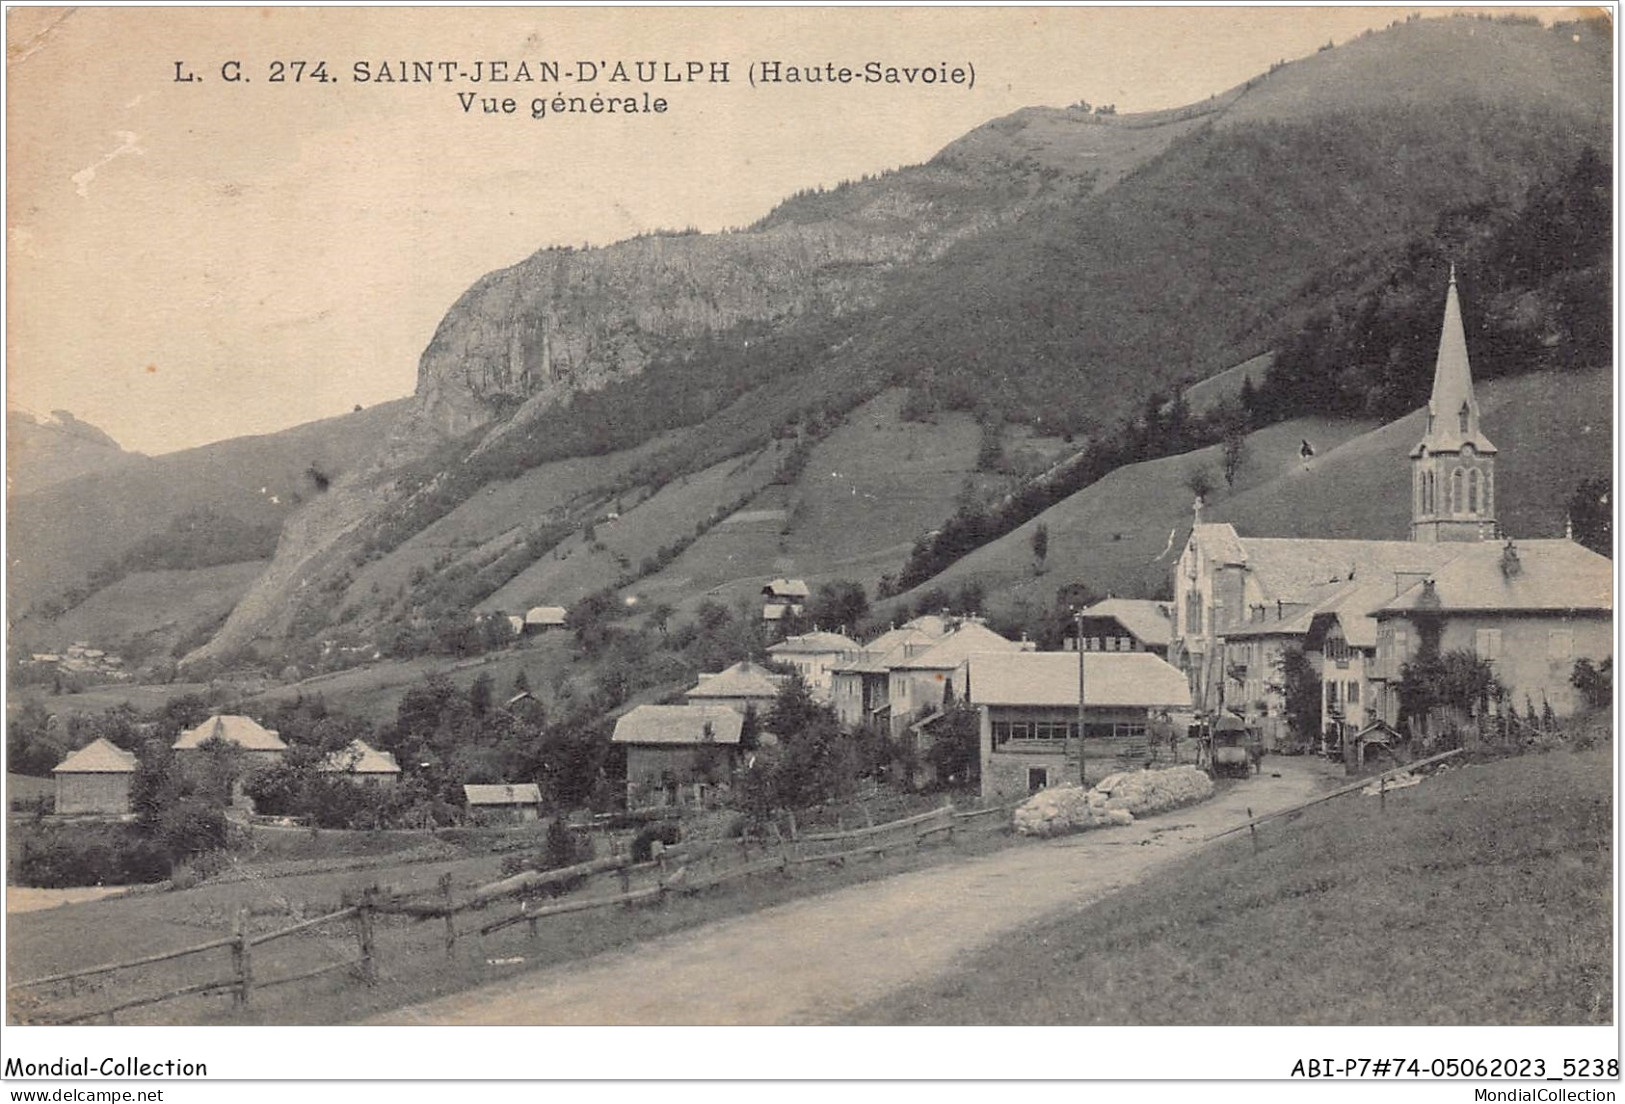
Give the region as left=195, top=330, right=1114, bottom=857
left=1411, top=266, right=1497, bottom=543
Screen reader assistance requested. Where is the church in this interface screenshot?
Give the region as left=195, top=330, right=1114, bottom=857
left=1169, top=268, right=1612, bottom=747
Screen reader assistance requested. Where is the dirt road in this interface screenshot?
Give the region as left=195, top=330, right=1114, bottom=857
left=371, top=759, right=1334, bottom=1026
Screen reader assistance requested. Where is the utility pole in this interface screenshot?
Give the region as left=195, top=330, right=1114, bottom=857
left=1074, top=608, right=1088, bottom=786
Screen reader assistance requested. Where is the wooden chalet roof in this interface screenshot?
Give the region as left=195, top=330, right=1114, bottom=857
left=1079, top=599, right=1174, bottom=647
left=54, top=737, right=137, bottom=774
left=317, top=740, right=402, bottom=775
left=173, top=715, right=287, bottom=752
left=687, top=660, right=784, bottom=700
left=612, top=704, right=745, bottom=746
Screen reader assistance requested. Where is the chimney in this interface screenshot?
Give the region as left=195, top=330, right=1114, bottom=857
left=1193, top=495, right=1205, bottom=526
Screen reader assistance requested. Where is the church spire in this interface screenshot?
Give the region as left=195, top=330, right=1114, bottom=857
left=1415, top=264, right=1496, bottom=457
left=1410, top=266, right=1498, bottom=543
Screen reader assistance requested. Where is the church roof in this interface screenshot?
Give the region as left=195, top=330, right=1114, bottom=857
left=1234, top=538, right=1458, bottom=606
left=1412, top=267, right=1497, bottom=458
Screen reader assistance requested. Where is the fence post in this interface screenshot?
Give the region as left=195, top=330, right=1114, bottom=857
left=357, top=889, right=377, bottom=986
left=526, top=899, right=539, bottom=940
left=439, top=873, right=457, bottom=957
left=232, top=907, right=253, bottom=1007
left=1379, top=773, right=1387, bottom=814
left=1246, top=807, right=1259, bottom=855
left=655, top=845, right=670, bottom=904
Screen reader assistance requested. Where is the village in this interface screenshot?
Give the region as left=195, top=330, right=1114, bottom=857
left=28, top=272, right=1612, bottom=845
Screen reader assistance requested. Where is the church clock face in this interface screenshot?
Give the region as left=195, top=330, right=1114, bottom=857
left=1461, top=442, right=1476, bottom=458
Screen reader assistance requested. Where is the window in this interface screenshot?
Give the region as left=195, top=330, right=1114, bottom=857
left=1474, top=628, right=1502, bottom=661
left=1326, top=681, right=1338, bottom=708
left=1484, top=471, right=1494, bottom=517
left=1451, top=468, right=1464, bottom=514
left=1548, top=629, right=1573, bottom=661
left=1347, top=681, right=1360, bottom=704
left=1468, top=469, right=1480, bottom=513
left=1028, top=768, right=1049, bottom=793
left=1459, top=401, right=1471, bottom=434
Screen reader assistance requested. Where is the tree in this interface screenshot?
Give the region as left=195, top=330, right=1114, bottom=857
left=468, top=672, right=494, bottom=717
left=1395, top=648, right=1502, bottom=742
left=1567, top=476, right=1611, bottom=557
left=1571, top=657, right=1612, bottom=709
left=1030, top=522, right=1050, bottom=575
left=923, top=704, right=981, bottom=790
left=1184, top=464, right=1216, bottom=503
left=1270, top=646, right=1322, bottom=748
left=1222, top=429, right=1249, bottom=489
left=806, top=580, right=869, bottom=633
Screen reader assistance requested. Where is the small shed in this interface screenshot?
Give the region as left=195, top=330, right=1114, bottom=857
left=523, top=606, right=568, bottom=633
left=52, top=737, right=138, bottom=815
left=318, top=740, right=402, bottom=786
left=464, top=783, right=543, bottom=823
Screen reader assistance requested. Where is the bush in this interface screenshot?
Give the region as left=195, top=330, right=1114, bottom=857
left=12, top=822, right=174, bottom=887
left=157, top=799, right=228, bottom=860
left=631, top=822, right=681, bottom=862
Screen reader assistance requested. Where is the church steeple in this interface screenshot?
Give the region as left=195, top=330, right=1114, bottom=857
left=1411, top=266, right=1497, bottom=543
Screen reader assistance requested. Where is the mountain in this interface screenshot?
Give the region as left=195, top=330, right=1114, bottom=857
left=6, top=408, right=135, bottom=497
left=67, top=14, right=1607, bottom=666
left=6, top=400, right=412, bottom=621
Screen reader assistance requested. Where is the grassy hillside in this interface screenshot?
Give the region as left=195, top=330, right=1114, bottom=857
left=8, top=400, right=411, bottom=615
left=623, top=389, right=983, bottom=617
left=886, top=368, right=1612, bottom=619
left=9, top=561, right=266, bottom=659
left=849, top=741, right=1612, bottom=1024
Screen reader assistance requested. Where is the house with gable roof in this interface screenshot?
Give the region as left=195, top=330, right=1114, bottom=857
left=613, top=704, right=745, bottom=807
left=767, top=629, right=860, bottom=701
left=684, top=660, right=785, bottom=714
left=53, top=737, right=139, bottom=815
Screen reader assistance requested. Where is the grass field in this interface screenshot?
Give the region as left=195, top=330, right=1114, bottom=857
left=6, top=796, right=1020, bottom=1026
left=847, top=742, right=1613, bottom=1025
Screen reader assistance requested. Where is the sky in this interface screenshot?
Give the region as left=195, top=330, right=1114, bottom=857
left=4, top=5, right=1594, bottom=455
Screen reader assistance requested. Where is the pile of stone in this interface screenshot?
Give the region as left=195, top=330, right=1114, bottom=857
left=1013, top=765, right=1215, bottom=837
left=1092, top=765, right=1214, bottom=817
left=1012, top=785, right=1133, bottom=837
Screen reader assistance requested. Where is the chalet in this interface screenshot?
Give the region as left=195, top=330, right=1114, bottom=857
left=523, top=606, right=568, bottom=633
left=317, top=739, right=402, bottom=786
left=1070, top=598, right=1174, bottom=659
left=767, top=629, right=860, bottom=701
left=684, top=660, right=784, bottom=714
left=463, top=783, right=543, bottom=824
left=761, top=578, right=809, bottom=621
left=969, top=651, right=1192, bottom=799
left=612, top=704, right=744, bottom=807
left=52, top=737, right=138, bottom=815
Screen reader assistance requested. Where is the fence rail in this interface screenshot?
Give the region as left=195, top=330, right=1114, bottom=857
left=10, top=798, right=1017, bottom=1024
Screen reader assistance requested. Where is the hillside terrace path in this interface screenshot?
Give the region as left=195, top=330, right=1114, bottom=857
left=371, top=757, right=1335, bottom=1026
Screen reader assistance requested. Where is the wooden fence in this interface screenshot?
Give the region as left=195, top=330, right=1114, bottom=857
left=1203, top=748, right=1465, bottom=851
left=8, top=800, right=1016, bottom=1024
left=9, top=895, right=376, bottom=1024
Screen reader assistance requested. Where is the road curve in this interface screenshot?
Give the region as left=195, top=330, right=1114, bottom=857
left=369, top=759, right=1332, bottom=1026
